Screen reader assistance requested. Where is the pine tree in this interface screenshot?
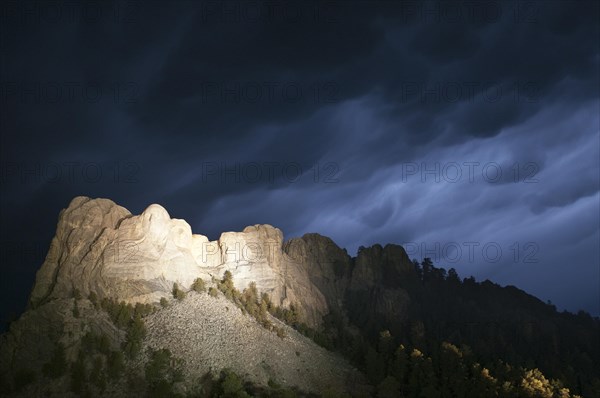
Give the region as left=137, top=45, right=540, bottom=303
left=191, top=278, right=206, bottom=293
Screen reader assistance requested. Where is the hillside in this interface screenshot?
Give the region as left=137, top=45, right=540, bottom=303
left=0, top=197, right=598, bottom=397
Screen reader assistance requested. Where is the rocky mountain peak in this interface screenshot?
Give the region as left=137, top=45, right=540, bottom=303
left=27, top=197, right=417, bottom=329
left=3, top=197, right=595, bottom=397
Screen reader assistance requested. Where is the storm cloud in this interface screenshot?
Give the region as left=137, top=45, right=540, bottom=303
left=0, top=0, right=598, bottom=324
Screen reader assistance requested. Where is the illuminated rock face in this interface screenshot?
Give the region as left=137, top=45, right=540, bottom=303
left=28, top=197, right=328, bottom=326
left=1, top=196, right=413, bottom=395
left=29, top=196, right=414, bottom=328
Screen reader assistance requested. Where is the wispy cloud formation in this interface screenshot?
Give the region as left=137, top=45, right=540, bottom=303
left=0, top=0, right=598, bottom=319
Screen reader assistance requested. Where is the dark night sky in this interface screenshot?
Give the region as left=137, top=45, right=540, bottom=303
left=0, top=0, right=598, bottom=325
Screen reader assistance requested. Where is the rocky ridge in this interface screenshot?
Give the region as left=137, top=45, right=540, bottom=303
left=143, top=292, right=366, bottom=394
left=0, top=196, right=418, bottom=396
left=28, top=196, right=416, bottom=329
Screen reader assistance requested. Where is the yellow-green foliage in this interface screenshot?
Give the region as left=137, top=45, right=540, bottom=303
left=144, top=348, right=184, bottom=398
left=217, top=271, right=237, bottom=300
left=160, top=297, right=169, bottom=308
left=172, top=283, right=186, bottom=301
left=122, top=315, right=147, bottom=359
left=215, top=275, right=288, bottom=338
left=520, top=369, right=557, bottom=398
left=191, top=277, right=206, bottom=293
left=99, top=298, right=153, bottom=359
left=216, top=369, right=250, bottom=398
left=270, top=303, right=300, bottom=326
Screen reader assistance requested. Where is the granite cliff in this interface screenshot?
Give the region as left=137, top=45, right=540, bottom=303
left=28, top=196, right=416, bottom=329
left=0, top=196, right=417, bottom=396
left=2, top=197, right=598, bottom=397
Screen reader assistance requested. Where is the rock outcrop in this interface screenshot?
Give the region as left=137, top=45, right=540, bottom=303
left=28, top=196, right=416, bottom=329
left=3, top=196, right=597, bottom=397
left=0, top=196, right=421, bottom=396
left=29, top=197, right=292, bottom=317
left=143, top=293, right=367, bottom=395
